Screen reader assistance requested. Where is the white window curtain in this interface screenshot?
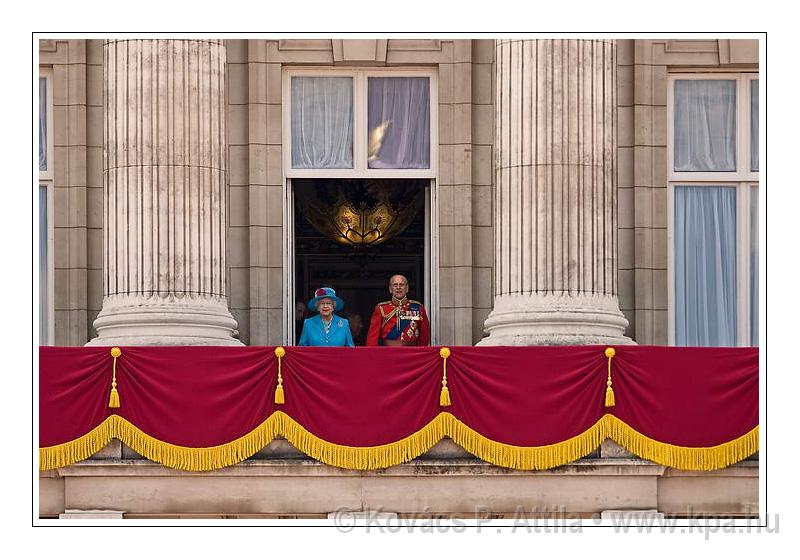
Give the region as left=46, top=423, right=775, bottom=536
left=367, top=77, right=430, bottom=169
left=751, top=80, right=759, bottom=172
left=750, top=186, right=758, bottom=346
left=40, top=184, right=48, bottom=344
left=674, top=186, right=737, bottom=346
left=39, top=77, right=47, bottom=171
left=674, top=80, right=736, bottom=172
left=291, top=77, right=353, bottom=169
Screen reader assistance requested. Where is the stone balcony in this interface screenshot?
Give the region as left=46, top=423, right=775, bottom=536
left=39, top=438, right=758, bottom=519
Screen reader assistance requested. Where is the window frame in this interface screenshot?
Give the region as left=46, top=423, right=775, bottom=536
left=282, top=67, right=438, bottom=179
left=667, top=72, right=759, bottom=347
left=38, top=67, right=55, bottom=345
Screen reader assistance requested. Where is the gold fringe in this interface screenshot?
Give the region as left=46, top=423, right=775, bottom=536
left=106, top=415, right=281, bottom=471
left=274, top=411, right=446, bottom=470
left=444, top=413, right=607, bottom=470
left=39, top=413, right=759, bottom=473
left=39, top=417, right=115, bottom=471
left=604, top=415, right=759, bottom=471
left=40, top=415, right=282, bottom=472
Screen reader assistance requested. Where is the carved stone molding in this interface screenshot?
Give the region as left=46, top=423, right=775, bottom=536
left=664, top=39, right=718, bottom=54
left=277, top=39, right=332, bottom=51
left=332, top=40, right=388, bottom=64
left=718, top=39, right=759, bottom=65
left=388, top=39, right=442, bottom=52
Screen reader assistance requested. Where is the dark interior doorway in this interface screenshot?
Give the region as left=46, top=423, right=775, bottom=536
left=294, top=178, right=427, bottom=345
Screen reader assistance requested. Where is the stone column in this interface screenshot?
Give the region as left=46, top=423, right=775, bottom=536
left=88, top=40, right=240, bottom=346
left=479, top=39, right=631, bottom=345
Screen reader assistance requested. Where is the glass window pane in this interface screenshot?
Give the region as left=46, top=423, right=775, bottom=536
left=750, top=185, right=758, bottom=345
left=674, top=80, right=736, bottom=172
left=367, top=77, right=430, bottom=169
left=291, top=77, right=353, bottom=169
left=751, top=80, right=759, bottom=172
left=674, top=186, right=737, bottom=346
left=39, top=77, right=47, bottom=172
left=40, top=184, right=48, bottom=344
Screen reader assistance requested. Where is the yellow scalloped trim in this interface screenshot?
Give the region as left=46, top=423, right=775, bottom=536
left=39, top=415, right=281, bottom=472
left=39, top=416, right=115, bottom=471
left=604, top=415, right=759, bottom=471
left=39, top=413, right=759, bottom=473
left=274, top=411, right=446, bottom=470
left=444, top=413, right=607, bottom=470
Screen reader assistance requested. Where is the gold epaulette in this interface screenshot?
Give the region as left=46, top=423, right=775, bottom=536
left=408, top=299, right=423, bottom=305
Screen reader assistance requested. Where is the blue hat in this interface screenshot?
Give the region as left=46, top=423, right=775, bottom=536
left=308, top=287, right=344, bottom=313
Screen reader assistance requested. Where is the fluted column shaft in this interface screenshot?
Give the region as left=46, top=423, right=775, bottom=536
left=480, top=39, right=631, bottom=345
left=89, top=39, right=240, bottom=346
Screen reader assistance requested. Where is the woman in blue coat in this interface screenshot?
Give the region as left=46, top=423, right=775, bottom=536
left=298, top=287, right=355, bottom=347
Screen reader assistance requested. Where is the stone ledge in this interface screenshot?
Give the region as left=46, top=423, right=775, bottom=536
left=49, top=458, right=757, bottom=479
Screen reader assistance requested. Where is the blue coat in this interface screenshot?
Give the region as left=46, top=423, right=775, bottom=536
left=298, top=314, right=355, bottom=347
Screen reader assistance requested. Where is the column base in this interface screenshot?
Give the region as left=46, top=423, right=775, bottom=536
left=477, top=293, right=634, bottom=346
left=87, top=294, right=243, bottom=346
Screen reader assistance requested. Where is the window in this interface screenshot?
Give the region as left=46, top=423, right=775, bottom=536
left=39, top=69, right=54, bottom=344
left=283, top=68, right=437, bottom=178
left=282, top=68, right=439, bottom=345
left=669, top=74, right=759, bottom=347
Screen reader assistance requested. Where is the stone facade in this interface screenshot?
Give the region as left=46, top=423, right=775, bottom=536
left=38, top=38, right=759, bottom=518
left=40, top=38, right=758, bottom=347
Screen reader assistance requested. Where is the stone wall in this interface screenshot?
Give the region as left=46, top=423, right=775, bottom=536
left=41, top=39, right=103, bottom=346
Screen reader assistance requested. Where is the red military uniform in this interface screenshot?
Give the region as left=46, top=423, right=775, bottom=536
left=366, top=297, right=430, bottom=346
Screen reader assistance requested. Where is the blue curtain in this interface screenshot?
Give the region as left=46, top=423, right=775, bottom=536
left=40, top=185, right=48, bottom=344
left=674, top=186, right=737, bottom=346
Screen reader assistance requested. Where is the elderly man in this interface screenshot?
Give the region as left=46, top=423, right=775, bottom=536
left=366, top=274, right=430, bottom=346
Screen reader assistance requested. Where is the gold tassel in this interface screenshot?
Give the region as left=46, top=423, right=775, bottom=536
left=108, top=347, right=122, bottom=409
left=440, top=386, right=451, bottom=407
left=439, top=347, right=451, bottom=407
left=274, top=346, right=286, bottom=404
left=605, top=386, right=615, bottom=408
left=109, top=387, right=120, bottom=408
left=604, top=347, right=616, bottom=408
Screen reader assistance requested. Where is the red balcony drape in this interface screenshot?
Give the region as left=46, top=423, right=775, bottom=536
left=39, top=345, right=758, bottom=472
